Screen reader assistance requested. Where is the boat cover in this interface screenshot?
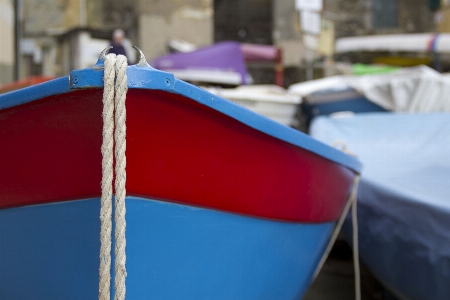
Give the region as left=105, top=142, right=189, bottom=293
left=241, top=43, right=280, bottom=61
left=335, top=33, right=450, bottom=54
left=151, top=42, right=282, bottom=85
left=204, top=85, right=300, bottom=104
left=289, top=65, right=450, bottom=113
left=204, top=85, right=301, bottom=126
left=151, top=41, right=251, bottom=85
left=310, top=112, right=450, bottom=300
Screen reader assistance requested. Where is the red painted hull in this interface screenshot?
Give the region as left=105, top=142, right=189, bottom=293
left=0, top=89, right=354, bottom=222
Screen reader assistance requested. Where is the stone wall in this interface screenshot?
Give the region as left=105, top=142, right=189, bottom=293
left=0, top=0, right=14, bottom=85
left=22, top=0, right=120, bottom=36
left=325, top=0, right=434, bottom=38
left=138, top=0, right=213, bottom=60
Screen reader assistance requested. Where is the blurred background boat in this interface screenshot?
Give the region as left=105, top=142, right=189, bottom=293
left=205, top=85, right=301, bottom=127
left=289, top=65, right=450, bottom=130
left=310, top=112, right=450, bottom=300
left=0, top=76, right=54, bottom=94
left=151, top=41, right=283, bottom=87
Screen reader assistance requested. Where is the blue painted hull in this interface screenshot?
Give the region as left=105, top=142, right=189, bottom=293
left=0, top=197, right=334, bottom=299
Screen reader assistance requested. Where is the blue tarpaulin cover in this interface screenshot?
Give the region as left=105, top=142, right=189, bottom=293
left=310, top=112, right=450, bottom=300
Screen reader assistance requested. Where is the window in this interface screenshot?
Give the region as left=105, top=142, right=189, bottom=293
left=214, top=0, right=273, bottom=44
left=372, top=0, right=398, bottom=29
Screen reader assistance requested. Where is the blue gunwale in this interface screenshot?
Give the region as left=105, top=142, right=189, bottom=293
left=0, top=64, right=362, bottom=173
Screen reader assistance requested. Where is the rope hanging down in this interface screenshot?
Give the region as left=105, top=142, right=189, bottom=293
left=312, top=174, right=361, bottom=300
left=99, top=53, right=128, bottom=300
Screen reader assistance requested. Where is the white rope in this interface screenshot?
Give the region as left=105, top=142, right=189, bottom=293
left=331, top=141, right=361, bottom=300
left=113, top=54, right=128, bottom=300
left=352, top=189, right=361, bottom=300
left=332, top=140, right=356, bottom=157
left=99, top=53, right=128, bottom=300
left=99, top=53, right=116, bottom=300
left=311, top=174, right=361, bottom=300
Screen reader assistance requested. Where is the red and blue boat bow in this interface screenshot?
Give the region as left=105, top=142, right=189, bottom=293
left=0, top=51, right=361, bottom=299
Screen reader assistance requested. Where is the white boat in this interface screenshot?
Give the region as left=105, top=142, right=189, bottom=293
left=289, top=65, right=450, bottom=115
left=204, top=85, right=301, bottom=127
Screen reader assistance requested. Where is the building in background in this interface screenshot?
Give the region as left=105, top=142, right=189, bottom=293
left=0, top=0, right=443, bottom=86
left=331, top=1, right=450, bottom=71
left=137, top=0, right=213, bottom=60
left=0, top=0, right=14, bottom=86
left=437, top=0, right=450, bottom=32
left=15, top=0, right=212, bottom=78
left=9, top=0, right=138, bottom=79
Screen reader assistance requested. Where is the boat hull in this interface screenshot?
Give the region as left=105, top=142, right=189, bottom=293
left=0, top=88, right=354, bottom=223
left=0, top=196, right=334, bottom=299
left=0, top=62, right=361, bottom=299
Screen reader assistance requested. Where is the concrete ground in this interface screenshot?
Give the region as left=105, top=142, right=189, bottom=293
left=303, top=239, right=391, bottom=300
